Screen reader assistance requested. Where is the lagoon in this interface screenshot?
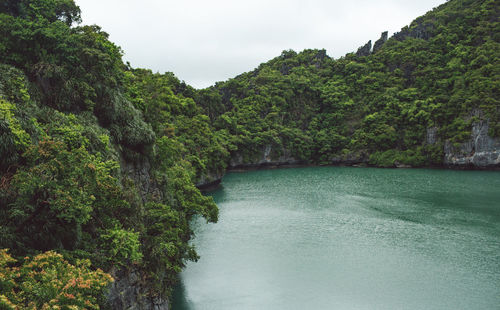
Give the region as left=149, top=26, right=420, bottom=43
left=173, top=167, right=500, bottom=310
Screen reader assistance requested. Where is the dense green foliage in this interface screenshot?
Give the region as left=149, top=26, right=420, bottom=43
left=0, top=0, right=498, bottom=306
left=0, top=249, right=113, bottom=309
left=123, top=69, right=230, bottom=181
left=0, top=0, right=218, bottom=306
left=194, top=0, right=499, bottom=166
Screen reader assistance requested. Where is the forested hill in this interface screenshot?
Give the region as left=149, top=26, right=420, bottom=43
left=0, top=0, right=498, bottom=308
left=192, top=0, right=499, bottom=168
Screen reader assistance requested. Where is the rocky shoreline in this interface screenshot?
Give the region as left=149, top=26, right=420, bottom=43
left=197, top=120, right=500, bottom=190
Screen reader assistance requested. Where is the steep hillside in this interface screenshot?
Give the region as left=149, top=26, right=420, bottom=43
left=195, top=0, right=499, bottom=168
left=0, top=1, right=219, bottom=308
left=0, top=0, right=498, bottom=308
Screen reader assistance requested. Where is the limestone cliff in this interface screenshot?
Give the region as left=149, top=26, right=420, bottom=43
left=444, top=120, right=500, bottom=167
left=356, top=40, right=372, bottom=57
left=108, top=268, right=169, bottom=310
left=106, top=158, right=170, bottom=309
left=229, top=144, right=301, bottom=169
left=196, top=170, right=225, bottom=190
left=372, top=31, right=388, bottom=53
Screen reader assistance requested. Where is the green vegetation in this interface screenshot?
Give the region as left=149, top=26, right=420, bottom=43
left=194, top=0, right=499, bottom=166
left=0, top=0, right=217, bottom=306
left=0, top=0, right=498, bottom=307
left=0, top=249, right=113, bottom=309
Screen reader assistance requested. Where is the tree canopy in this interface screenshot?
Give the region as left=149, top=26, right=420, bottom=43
left=0, top=0, right=498, bottom=307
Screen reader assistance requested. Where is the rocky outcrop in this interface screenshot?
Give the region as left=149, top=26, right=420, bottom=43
left=121, top=158, right=162, bottom=202
left=196, top=170, right=224, bottom=190
left=229, top=144, right=301, bottom=169
left=312, top=49, right=328, bottom=68
left=444, top=120, right=500, bottom=167
left=356, top=40, right=372, bottom=57
left=330, top=151, right=368, bottom=165
left=354, top=32, right=387, bottom=57
left=107, top=268, right=169, bottom=310
left=393, top=20, right=434, bottom=41
left=225, top=121, right=499, bottom=172
left=426, top=127, right=439, bottom=145
left=108, top=158, right=169, bottom=309
left=373, top=31, right=388, bottom=53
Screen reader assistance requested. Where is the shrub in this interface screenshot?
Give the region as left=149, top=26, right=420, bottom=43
left=0, top=249, right=113, bottom=309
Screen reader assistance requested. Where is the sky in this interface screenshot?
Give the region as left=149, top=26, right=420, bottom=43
left=76, top=0, right=446, bottom=89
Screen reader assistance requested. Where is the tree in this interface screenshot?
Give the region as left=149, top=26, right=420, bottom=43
left=0, top=249, right=112, bottom=309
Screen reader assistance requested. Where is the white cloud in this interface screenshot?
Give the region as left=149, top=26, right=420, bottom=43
left=76, top=0, right=446, bottom=88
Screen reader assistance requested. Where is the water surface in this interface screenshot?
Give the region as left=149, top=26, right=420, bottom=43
left=173, top=167, right=500, bottom=310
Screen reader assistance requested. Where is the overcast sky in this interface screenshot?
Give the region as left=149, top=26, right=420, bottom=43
left=76, top=0, right=446, bottom=89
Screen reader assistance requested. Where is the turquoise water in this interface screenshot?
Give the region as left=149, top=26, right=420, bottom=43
left=172, top=167, right=500, bottom=310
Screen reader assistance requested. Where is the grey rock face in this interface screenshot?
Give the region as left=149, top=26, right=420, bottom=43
left=109, top=159, right=166, bottom=309
left=373, top=31, right=388, bottom=53
left=330, top=151, right=367, bottom=165
left=107, top=268, right=169, bottom=310
left=426, top=127, right=439, bottom=145
left=393, top=21, right=434, bottom=41
left=313, top=49, right=328, bottom=68
left=444, top=120, right=500, bottom=167
left=121, top=159, right=162, bottom=202
left=356, top=40, right=372, bottom=57
left=196, top=170, right=224, bottom=189
left=229, top=144, right=300, bottom=168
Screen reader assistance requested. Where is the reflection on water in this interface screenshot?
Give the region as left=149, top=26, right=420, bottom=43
left=171, top=281, right=193, bottom=310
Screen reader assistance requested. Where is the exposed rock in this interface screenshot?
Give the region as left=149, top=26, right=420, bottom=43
left=313, top=49, right=328, bottom=68
left=444, top=120, right=500, bottom=167
left=196, top=170, right=224, bottom=190
left=330, top=152, right=368, bottom=165
left=107, top=267, right=169, bottom=310
left=426, top=127, right=439, bottom=145
left=356, top=40, right=372, bottom=57
left=110, top=158, right=166, bottom=309
left=229, top=144, right=301, bottom=169
left=393, top=21, right=434, bottom=41
left=372, top=31, right=388, bottom=53
left=352, top=163, right=367, bottom=167
left=395, top=163, right=412, bottom=168
left=121, top=158, right=162, bottom=202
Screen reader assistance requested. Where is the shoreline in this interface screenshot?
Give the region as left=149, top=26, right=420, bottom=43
left=198, top=161, right=500, bottom=191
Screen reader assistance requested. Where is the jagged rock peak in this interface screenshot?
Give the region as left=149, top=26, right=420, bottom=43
left=393, top=21, right=433, bottom=41
left=373, top=31, right=388, bottom=53
left=356, top=40, right=372, bottom=57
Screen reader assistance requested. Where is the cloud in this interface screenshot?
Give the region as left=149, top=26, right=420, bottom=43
left=76, top=0, right=445, bottom=88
